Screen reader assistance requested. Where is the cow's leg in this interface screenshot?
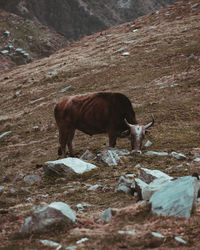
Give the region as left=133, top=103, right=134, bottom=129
left=59, top=130, right=67, bottom=158
left=67, top=129, right=75, bottom=157
left=108, top=132, right=117, bottom=148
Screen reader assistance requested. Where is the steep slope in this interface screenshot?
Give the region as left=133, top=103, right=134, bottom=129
left=0, top=0, right=179, bottom=40
left=0, top=0, right=200, bottom=249
left=0, top=9, right=69, bottom=71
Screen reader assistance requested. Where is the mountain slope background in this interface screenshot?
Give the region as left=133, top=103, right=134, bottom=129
left=0, top=0, right=200, bottom=249
left=0, top=9, right=69, bottom=71
left=0, top=0, right=179, bottom=40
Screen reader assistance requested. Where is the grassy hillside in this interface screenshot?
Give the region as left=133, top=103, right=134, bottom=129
left=0, top=0, right=200, bottom=249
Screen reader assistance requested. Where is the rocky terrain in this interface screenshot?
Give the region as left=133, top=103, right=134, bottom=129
left=0, top=0, right=200, bottom=249
left=0, top=9, right=69, bottom=71
left=0, top=0, right=178, bottom=40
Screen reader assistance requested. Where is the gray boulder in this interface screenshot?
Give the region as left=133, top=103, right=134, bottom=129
left=44, top=158, right=97, bottom=177
left=150, top=176, right=200, bottom=218
left=97, top=147, right=130, bottom=166
left=20, top=202, right=76, bottom=233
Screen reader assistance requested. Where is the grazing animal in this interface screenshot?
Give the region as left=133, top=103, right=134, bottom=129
left=54, top=92, right=154, bottom=157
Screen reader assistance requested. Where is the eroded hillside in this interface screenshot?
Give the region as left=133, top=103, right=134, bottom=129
left=0, top=0, right=200, bottom=249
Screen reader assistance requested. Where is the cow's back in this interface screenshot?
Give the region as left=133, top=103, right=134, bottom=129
left=54, top=92, right=136, bottom=135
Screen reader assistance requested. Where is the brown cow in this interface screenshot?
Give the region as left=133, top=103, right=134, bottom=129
left=54, top=92, right=154, bottom=157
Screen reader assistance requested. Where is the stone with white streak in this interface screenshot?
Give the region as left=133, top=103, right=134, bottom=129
left=20, top=202, right=76, bottom=233
left=150, top=176, right=200, bottom=218
left=43, top=158, right=97, bottom=177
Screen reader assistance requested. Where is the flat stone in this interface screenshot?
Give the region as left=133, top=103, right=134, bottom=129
left=174, top=236, right=187, bottom=244
left=171, top=152, right=186, bottom=160
left=150, top=176, right=200, bottom=218
left=145, top=151, right=168, bottom=156
left=87, top=184, right=100, bottom=191
left=76, top=238, right=88, bottom=244
left=40, top=240, right=62, bottom=249
left=152, top=232, right=165, bottom=238
left=44, top=158, right=97, bottom=177
left=194, top=158, right=200, bottom=162
left=118, top=230, right=136, bottom=236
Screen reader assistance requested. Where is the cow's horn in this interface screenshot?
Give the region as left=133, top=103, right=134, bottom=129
left=144, top=115, right=154, bottom=129
left=124, top=118, right=132, bottom=127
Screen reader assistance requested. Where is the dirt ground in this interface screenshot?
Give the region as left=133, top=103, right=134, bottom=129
left=0, top=0, right=200, bottom=249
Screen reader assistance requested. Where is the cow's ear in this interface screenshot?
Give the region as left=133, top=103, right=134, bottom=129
left=145, top=129, right=150, bottom=135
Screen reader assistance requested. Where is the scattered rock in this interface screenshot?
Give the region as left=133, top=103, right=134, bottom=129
left=87, top=184, right=101, bottom=191
left=194, top=158, right=200, bottom=162
left=122, top=52, right=130, bottom=56
left=23, top=174, right=41, bottom=185
left=174, top=236, right=187, bottom=244
left=115, top=176, right=134, bottom=194
left=20, top=202, right=76, bottom=233
left=76, top=238, right=88, bottom=244
left=151, top=232, right=165, bottom=238
left=97, top=208, right=115, bottom=223
left=170, top=151, right=186, bottom=160
left=150, top=176, right=200, bottom=218
left=0, top=131, right=12, bottom=140
left=44, top=158, right=97, bottom=177
left=59, top=85, right=72, bottom=93
left=145, top=151, right=168, bottom=156
left=97, top=148, right=130, bottom=166
left=118, top=230, right=136, bottom=236
left=80, top=150, right=96, bottom=161
left=1, top=50, right=9, bottom=55
left=144, top=140, right=152, bottom=147
left=40, top=240, right=62, bottom=249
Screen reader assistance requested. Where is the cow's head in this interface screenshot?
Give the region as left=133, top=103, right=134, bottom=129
left=124, top=116, right=154, bottom=153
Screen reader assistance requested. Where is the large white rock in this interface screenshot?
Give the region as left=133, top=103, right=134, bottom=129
left=44, top=158, right=97, bottom=177
left=20, top=202, right=76, bottom=233
left=138, top=168, right=172, bottom=184
left=150, top=176, right=200, bottom=218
